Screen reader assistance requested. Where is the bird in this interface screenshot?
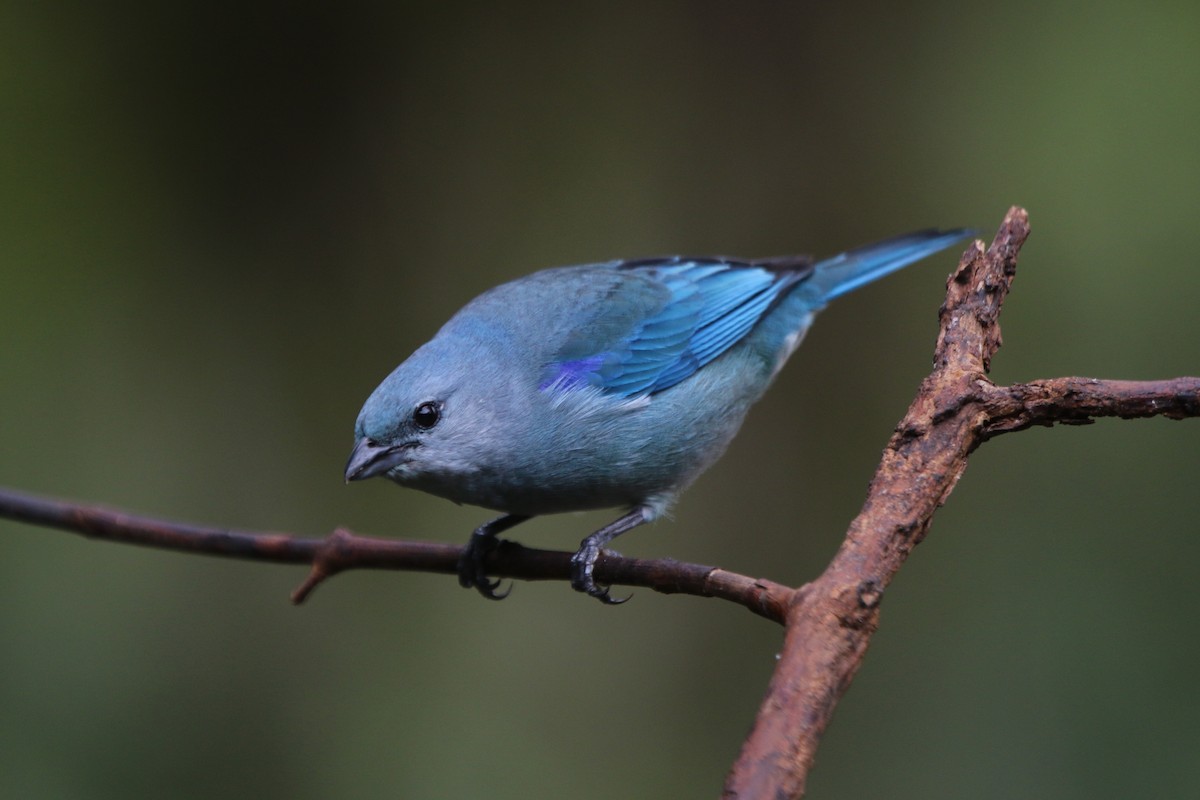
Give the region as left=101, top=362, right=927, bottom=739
left=345, top=228, right=974, bottom=604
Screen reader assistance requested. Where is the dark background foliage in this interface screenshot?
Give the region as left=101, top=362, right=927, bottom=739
left=3, top=3, right=1198, bottom=797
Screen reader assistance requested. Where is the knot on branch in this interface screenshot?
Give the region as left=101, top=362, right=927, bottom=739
left=855, top=580, right=883, bottom=610
left=291, top=527, right=356, bottom=604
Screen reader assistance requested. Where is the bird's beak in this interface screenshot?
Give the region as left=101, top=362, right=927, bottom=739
left=344, top=437, right=409, bottom=482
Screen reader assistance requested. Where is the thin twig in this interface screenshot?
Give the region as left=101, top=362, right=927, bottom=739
left=0, top=486, right=792, bottom=622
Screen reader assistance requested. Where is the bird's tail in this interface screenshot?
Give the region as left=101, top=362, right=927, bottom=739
left=807, top=228, right=976, bottom=302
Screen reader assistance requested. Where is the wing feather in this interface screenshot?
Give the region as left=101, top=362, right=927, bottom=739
left=541, top=258, right=806, bottom=398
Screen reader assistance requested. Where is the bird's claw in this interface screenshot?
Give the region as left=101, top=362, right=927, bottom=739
left=475, top=578, right=512, bottom=601
left=457, top=530, right=511, bottom=600
left=591, top=584, right=630, bottom=605
left=569, top=546, right=631, bottom=605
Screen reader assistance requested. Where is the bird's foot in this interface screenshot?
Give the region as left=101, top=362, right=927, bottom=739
left=457, top=523, right=511, bottom=600
left=569, top=542, right=629, bottom=605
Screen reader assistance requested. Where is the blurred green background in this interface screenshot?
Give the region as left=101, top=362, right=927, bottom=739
left=3, top=2, right=1199, bottom=798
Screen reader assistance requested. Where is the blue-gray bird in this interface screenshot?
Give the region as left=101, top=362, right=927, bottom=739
left=345, top=229, right=973, bottom=603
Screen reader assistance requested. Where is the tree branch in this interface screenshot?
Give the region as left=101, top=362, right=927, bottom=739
left=722, top=207, right=1200, bottom=798
left=2, top=206, right=1198, bottom=798
left=0, top=486, right=792, bottom=621
left=982, top=376, right=1200, bottom=436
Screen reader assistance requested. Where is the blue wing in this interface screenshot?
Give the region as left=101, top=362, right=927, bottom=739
left=541, top=257, right=810, bottom=398
left=539, top=229, right=973, bottom=399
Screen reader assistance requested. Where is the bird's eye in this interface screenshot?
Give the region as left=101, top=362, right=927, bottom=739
left=412, top=401, right=441, bottom=430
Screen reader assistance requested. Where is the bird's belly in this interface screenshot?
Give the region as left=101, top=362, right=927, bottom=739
left=454, top=400, right=756, bottom=515
left=400, top=350, right=769, bottom=516
left=409, top=458, right=666, bottom=516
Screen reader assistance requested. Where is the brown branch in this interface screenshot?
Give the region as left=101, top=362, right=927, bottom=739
left=982, top=376, right=1200, bottom=435
left=722, top=207, right=1200, bottom=798
left=2, top=205, right=1198, bottom=798
left=0, top=486, right=792, bottom=622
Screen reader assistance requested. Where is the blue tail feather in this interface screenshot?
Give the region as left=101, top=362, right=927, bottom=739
left=809, top=228, right=976, bottom=302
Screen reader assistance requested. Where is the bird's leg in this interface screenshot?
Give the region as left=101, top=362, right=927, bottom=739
left=570, top=507, right=649, bottom=604
left=457, top=514, right=531, bottom=600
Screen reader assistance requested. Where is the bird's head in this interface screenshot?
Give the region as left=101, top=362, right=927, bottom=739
left=343, top=340, right=511, bottom=491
